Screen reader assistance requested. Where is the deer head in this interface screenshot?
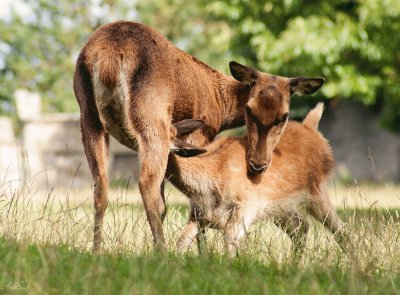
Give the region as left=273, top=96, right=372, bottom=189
left=230, top=61, right=324, bottom=174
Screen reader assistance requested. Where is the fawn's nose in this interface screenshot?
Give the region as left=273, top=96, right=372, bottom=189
left=249, top=160, right=267, bottom=174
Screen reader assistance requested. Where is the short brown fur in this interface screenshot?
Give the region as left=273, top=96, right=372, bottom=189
left=168, top=104, right=349, bottom=257
left=74, top=21, right=324, bottom=251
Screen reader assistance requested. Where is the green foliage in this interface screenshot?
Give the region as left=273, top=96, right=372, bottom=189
left=136, top=0, right=400, bottom=131
left=0, top=0, right=129, bottom=114
left=136, top=0, right=234, bottom=71
left=0, top=1, right=399, bottom=131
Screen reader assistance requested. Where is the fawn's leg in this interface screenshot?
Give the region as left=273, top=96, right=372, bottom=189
left=274, top=212, right=309, bottom=259
left=224, top=205, right=254, bottom=257
left=177, top=208, right=207, bottom=254
left=308, top=188, right=351, bottom=253
left=196, top=226, right=207, bottom=255
left=176, top=221, right=199, bottom=253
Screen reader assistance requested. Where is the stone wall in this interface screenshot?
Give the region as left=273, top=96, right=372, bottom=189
left=0, top=117, right=21, bottom=191
left=0, top=90, right=140, bottom=190
left=21, top=113, right=140, bottom=189
left=320, top=101, right=400, bottom=182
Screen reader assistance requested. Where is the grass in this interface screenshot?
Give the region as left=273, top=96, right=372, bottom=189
left=1, top=238, right=400, bottom=295
left=1, top=183, right=400, bottom=294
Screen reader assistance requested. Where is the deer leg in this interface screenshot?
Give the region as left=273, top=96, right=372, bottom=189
left=308, top=188, right=351, bottom=254
left=189, top=207, right=208, bottom=255
left=159, top=179, right=167, bottom=223
left=176, top=221, right=199, bottom=253
left=224, top=222, right=247, bottom=257
left=196, top=225, right=207, bottom=255
left=224, top=206, right=251, bottom=257
left=80, top=114, right=109, bottom=253
left=75, top=68, right=110, bottom=253
left=137, top=125, right=170, bottom=249
left=177, top=207, right=207, bottom=254
left=274, top=212, right=309, bottom=259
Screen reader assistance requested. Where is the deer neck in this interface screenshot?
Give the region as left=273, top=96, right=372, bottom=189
left=217, top=76, right=251, bottom=131
left=166, top=154, right=213, bottom=198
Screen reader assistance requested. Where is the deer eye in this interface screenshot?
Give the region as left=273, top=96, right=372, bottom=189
left=245, top=106, right=255, bottom=119
left=273, top=113, right=289, bottom=126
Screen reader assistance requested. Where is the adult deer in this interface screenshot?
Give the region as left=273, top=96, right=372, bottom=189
left=73, top=21, right=324, bottom=251
left=168, top=104, right=350, bottom=257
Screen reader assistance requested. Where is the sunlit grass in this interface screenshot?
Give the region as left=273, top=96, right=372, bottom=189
left=1, top=181, right=400, bottom=294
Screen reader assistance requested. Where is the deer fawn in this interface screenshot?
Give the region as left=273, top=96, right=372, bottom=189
left=73, top=20, right=324, bottom=251
left=168, top=104, right=350, bottom=257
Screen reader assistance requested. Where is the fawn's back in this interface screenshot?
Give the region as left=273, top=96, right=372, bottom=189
left=171, top=105, right=348, bottom=257
left=168, top=104, right=334, bottom=208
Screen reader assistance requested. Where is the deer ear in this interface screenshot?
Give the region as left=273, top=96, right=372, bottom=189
left=170, top=139, right=207, bottom=157
left=171, top=119, right=205, bottom=137
left=290, top=77, right=325, bottom=95
left=229, top=61, right=258, bottom=84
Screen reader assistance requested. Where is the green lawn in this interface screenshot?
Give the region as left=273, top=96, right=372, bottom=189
left=1, top=187, right=400, bottom=294
left=1, top=237, right=399, bottom=295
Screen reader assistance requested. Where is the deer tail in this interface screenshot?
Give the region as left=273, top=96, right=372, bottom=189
left=303, top=103, right=324, bottom=130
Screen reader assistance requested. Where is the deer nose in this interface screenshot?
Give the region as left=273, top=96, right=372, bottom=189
left=249, top=161, right=267, bottom=174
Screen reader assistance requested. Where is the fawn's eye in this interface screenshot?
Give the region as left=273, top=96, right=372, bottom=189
left=246, top=106, right=255, bottom=119
left=273, top=113, right=289, bottom=126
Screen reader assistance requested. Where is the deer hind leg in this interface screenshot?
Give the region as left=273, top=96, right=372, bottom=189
left=136, top=122, right=170, bottom=249
left=308, top=187, right=351, bottom=253
left=79, top=110, right=109, bottom=253
left=159, top=179, right=167, bottom=222
left=75, top=67, right=110, bottom=253
left=82, top=124, right=109, bottom=253
left=274, top=212, right=309, bottom=259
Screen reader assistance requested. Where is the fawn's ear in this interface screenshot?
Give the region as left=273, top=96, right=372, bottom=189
left=170, top=139, right=207, bottom=157
left=171, top=119, right=205, bottom=138
left=290, top=77, right=325, bottom=95
left=229, top=61, right=258, bottom=85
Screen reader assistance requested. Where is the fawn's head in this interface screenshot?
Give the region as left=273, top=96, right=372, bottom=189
left=169, top=119, right=207, bottom=157
left=230, top=61, right=325, bottom=174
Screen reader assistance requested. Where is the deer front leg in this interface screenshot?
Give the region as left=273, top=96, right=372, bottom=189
left=223, top=205, right=252, bottom=257
left=274, top=212, right=309, bottom=260
left=177, top=207, right=207, bottom=254
left=224, top=223, right=247, bottom=257
left=196, top=226, right=207, bottom=255
left=176, top=221, right=199, bottom=253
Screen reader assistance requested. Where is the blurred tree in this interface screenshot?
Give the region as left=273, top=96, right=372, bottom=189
left=0, top=0, right=398, bottom=132
left=0, top=0, right=130, bottom=114
left=136, top=0, right=400, bottom=131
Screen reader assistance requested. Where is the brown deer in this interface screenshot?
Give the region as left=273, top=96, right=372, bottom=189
left=168, top=104, right=350, bottom=257
left=73, top=20, right=324, bottom=251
